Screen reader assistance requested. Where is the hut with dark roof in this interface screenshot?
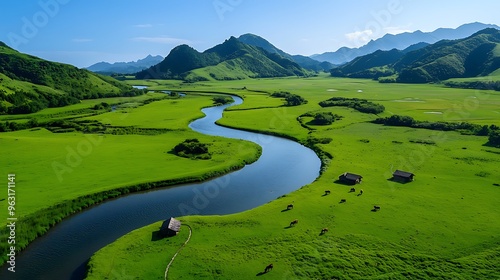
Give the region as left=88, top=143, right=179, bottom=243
left=160, top=217, right=181, bottom=237
left=338, top=172, right=363, bottom=185
left=392, top=170, right=415, bottom=183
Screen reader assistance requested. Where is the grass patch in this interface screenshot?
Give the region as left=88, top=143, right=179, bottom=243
left=0, top=94, right=262, bottom=263
left=87, top=76, right=500, bottom=279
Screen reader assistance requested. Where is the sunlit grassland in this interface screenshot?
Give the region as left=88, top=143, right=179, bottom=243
left=86, top=221, right=191, bottom=280
left=0, top=128, right=259, bottom=219
left=165, top=74, right=500, bottom=126
left=0, top=94, right=260, bottom=219
left=82, top=95, right=213, bottom=129
left=0, top=93, right=261, bottom=262
left=87, top=76, right=500, bottom=279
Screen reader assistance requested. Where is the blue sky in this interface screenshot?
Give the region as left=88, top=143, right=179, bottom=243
left=1, top=0, right=499, bottom=67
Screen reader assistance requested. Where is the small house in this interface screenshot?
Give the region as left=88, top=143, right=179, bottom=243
left=338, top=172, right=362, bottom=185
left=392, top=170, right=415, bottom=182
left=160, top=217, right=181, bottom=237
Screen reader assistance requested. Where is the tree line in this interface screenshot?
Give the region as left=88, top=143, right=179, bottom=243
left=319, top=97, right=385, bottom=114
left=270, top=91, right=308, bottom=106
left=373, top=114, right=500, bottom=147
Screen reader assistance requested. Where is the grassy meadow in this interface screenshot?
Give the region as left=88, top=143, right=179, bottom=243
left=87, top=75, right=500, bottom=279
left=0, top=93, right=261, bottom=262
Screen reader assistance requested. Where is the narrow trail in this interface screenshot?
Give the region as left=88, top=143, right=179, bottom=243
left=165, top=224, right=192, bottom=280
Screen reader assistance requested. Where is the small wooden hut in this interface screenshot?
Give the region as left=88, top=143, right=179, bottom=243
left=160, top=217, right=181, bottom=237
left=392, top=170, right=415, bottom=182
left=338, top=172, right=363, bottom=185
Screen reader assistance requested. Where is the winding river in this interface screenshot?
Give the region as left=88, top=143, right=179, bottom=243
left=2, top=96, right=321, bottom=279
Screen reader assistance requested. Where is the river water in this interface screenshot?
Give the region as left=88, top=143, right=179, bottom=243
left=2, top=96, right=320, bottom=279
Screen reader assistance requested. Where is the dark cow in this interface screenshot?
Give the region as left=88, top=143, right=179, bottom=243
left=264, top=263, right=273, bottom=273
left=287, top=204, right=294, bottom=210
left=321, top=228, right=329, bottom=234
left=373, top=205, right=381, bottom=211
left=290, top=219, right=299, bottom=227
left=324, top=190, right=331, bottom=195
left=340, top=198, right=346, bottom=203
left=350, top=187, right=356, bottom=192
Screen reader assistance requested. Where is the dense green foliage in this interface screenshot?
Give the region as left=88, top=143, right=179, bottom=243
left=488, top=130, right=500, bottom=147
left=319, top=97, right=385, bottom=114
left=172, top=138, right=211, bottom=159
left=270, top=91, right=308, bottom=106
left=0, top=43, right=143, bottom=114
left=373, top=115, right=500, bottom=144
left=136, top=37, right=309, bottom=81
left=304, top=112, right=343, bottom=125
left=212, top=96, right=233, bottom=105
left=444, top=79, right=500, bottom=91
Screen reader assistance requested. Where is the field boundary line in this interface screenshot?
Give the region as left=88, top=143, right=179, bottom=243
left=165, top=224, right=192, bottom=280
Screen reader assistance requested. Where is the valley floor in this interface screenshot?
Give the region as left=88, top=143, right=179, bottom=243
left=86, top=77, right=500, bottom=279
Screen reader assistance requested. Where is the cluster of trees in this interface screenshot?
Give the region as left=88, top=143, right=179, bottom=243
left=488, top=130, right=500, bottom=147
left=307, top=112, right=343, bottom=125
left=319, top=97, right=385, bottom=114
left=271, top=91, right=308, bottom=106
left=1, top=87, right=143, bottom=114
left=92, top=102, right=111, bottom=110
left=0, top=90, right=80, bottom=114
left=373, top=114, right=500, bottom=146
left=0, top=118, right=107, bottom=133
left=212, top=96, right=233, bottom=105
left=172, top=139, right=211, bottom=160
left=444, top=80, right=500, bottom=91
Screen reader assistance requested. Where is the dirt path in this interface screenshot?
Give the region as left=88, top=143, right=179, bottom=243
left=164, top=224, right=192, bottom=279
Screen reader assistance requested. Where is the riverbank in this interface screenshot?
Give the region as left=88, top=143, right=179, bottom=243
left=86, top=77, right=500, bottom=279
left=0, top=94, right=262, bottom=264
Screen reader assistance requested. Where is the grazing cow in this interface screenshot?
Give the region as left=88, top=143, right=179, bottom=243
left=359, top=189, right=363, bottom=195
left=287, top=204, right=294, bottom=210
left=321, top=228, right=329, bottom=234
left=265, top=263, right=273, bottom=273
left=350, top=187, right=356, bottom=192
left=325, top=190, right=331, bottom=195
left=340, top=198, right=346, bottom=203
left=290, top=219, right=299, bottom=227
left=373, top=205, right=380, bottom=211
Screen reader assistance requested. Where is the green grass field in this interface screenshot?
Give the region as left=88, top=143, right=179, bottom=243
left=0, top=93, right=261, bottom=262
left=87, top=76, right=500, bottom=279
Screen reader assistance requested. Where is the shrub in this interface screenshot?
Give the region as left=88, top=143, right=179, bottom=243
left=271, top=91, right=308, bottom=106
left=319, top=97, right=385, bottom=114
left=212, top=96, right=233, bottom=105
left=172, top=139, right=211, bottom=159
left=310, top=112, right=342, bottom=125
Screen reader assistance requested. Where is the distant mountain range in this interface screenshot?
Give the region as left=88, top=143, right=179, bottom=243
left=0, top=42, right=139, bottom=114
left=331, top=28, right=500, bottom=83
left=312, top=22, right=500, bottom=64
left=86, top=54, right=164, bottom=74
left=136, top=36, right=312, bottom=81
